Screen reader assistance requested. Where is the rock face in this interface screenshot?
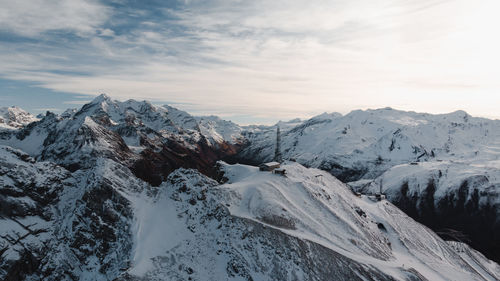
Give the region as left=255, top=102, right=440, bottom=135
left=0, top=146, right=140, bottom=280
left=0, top=98, right=499, bottom=280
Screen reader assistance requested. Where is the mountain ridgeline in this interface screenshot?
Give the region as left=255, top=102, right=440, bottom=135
left=0, top=95, right=499, bottom=280
left=2, top=95, right=245, bottom=186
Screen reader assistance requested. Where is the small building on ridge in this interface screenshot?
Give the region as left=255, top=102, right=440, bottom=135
left=259, top=162, right=281, bottom=172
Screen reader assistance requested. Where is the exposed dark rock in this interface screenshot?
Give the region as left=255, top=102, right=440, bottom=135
left=392, top=179, right=500, bottom=263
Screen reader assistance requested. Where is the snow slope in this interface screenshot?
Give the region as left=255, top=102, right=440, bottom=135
left=358, top=160, right=500, bottom=208
left=218, top=162, right=499, bottom=280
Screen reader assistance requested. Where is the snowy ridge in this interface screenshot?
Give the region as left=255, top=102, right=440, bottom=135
left=358, top=160, right=500, bottom=208
left=75, top=94, right=243, bottom=147
left=197, top=115, right=244, bottom=146
left=217, top=162, right=499, bottom=281
left=114, top=162, right=500, bottom=280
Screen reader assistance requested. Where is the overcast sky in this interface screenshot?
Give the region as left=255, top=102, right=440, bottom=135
left=1, top=0, right=499, bottom=124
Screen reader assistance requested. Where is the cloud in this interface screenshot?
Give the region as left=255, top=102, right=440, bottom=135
left=62, top=100, right=92, bottom=105
left=1, top=0, right=500, bottom=123
left=0, top=0, right=110, bottom=37
left=34, top=108, right=62, bottom=112
left=99, top=28, right=115, bottom=37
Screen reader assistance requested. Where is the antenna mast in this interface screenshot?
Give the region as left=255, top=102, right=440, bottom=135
left=274, top=126, right=283, bottom=162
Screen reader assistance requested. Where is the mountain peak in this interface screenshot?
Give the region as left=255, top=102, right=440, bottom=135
left=77, top=93, right=117, bottom=116
left=448, top=109, right=469, bottom=117
left=0, top=106, right=39, bottom=129
left=91, top=93, right=113, bottom=104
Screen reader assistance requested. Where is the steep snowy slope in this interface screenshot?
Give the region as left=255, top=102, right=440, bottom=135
left=116, top=162, right=499, bottom=280
left=197, top=115, right=245, bottom=146
left=0, top=106, right=38, bottom=130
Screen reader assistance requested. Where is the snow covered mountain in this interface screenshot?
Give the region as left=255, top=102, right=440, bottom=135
left=1, top=144, right=498, bottom=280
left=0, top=106, right=38, bottom=130
left=238, top=108, right=500, bottom=181
left=236, top=107, right=500, bottom=263
left=0, top=94, right=244, bottom=185
left=1, top=97, right=499, bottom=280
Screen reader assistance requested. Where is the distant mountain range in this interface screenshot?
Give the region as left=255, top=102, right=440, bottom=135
left=0, top=94, right=498, bottom=280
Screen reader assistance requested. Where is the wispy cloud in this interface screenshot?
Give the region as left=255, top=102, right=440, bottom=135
left=34, top=107, right=62, bottom=112
left=1, top=0, right=500, bottom=123
left=62, top=100, right=92, bottom=105
left=0, top=0, right=110, bottom=37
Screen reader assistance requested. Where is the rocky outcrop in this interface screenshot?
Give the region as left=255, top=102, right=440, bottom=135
left=0, top=146, right=141, bottom=280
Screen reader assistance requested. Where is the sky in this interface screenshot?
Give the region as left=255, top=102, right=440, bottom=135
left=0, top=0, right=499, bottom=125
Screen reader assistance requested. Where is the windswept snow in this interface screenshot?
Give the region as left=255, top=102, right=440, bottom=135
left=237, top=108, right=500, bottom=264
left=124, top=191, right=194, bottom=276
